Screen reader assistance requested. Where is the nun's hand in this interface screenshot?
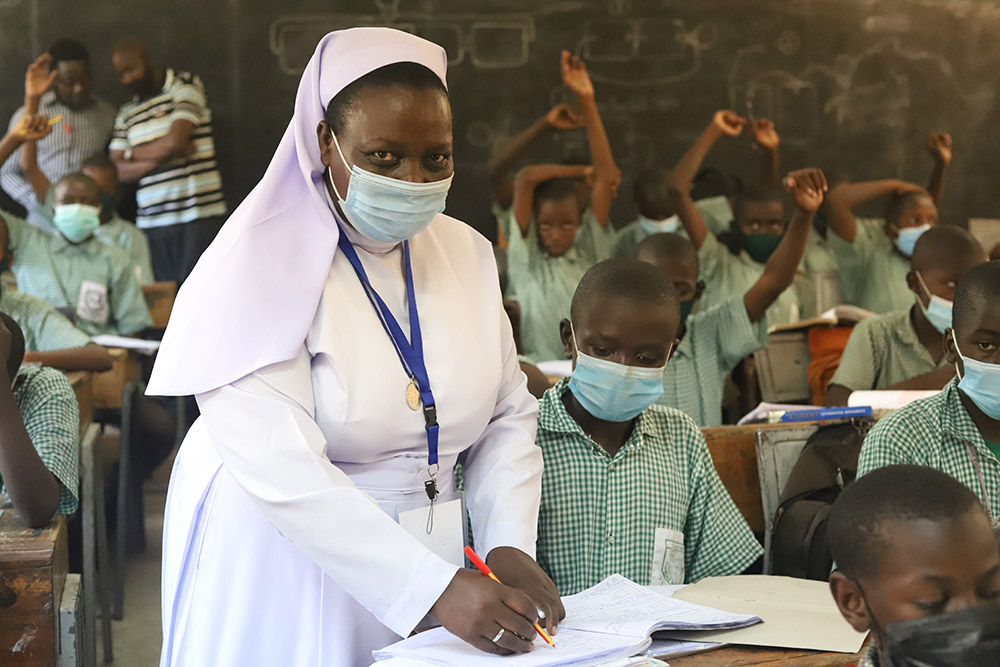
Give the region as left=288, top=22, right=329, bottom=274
left=487, top=547, right=565, bottom=637
left=431, top=569, right=539, bottom=656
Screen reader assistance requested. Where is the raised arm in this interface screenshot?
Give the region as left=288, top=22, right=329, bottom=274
left=512, top=163, right=592, bottom=237
left=23, top=344, right=113, bottom=373
left=670, top=111, right=746, bottom=248
left=22, top=53, right=57, bottom=116
left=743, top=169, right=826, bottom=323
left=561, top=50, right=616, bottom=226
left=487, top=105, right=582, bottom=209
left=824, top=179, right=925, bottom=243
left=0, top=114, right=54, bottom=182
left=925, top=131, right=951, bottom=204
left=752, top=118, right=781, bottom=186
left=18, top=131, right=50, bottom=203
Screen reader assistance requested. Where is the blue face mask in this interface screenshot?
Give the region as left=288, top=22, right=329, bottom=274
left=567, top=330, right=669, bottom=422
left=52, top=203, right=100, bottom=243
left=954, top=332, right=1000, bottom=420
left=893, top=223, right=931, bottom=257
left=915, top=272, right=953, bottom=335
left=639, top=214, right=680, bottom=236
left=328, top=133, right=452, bottom=244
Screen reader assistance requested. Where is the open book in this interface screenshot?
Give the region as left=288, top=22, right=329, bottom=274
left=768, top=305, right=875, bottom=334
left=371, top=575, right=760, bottom=666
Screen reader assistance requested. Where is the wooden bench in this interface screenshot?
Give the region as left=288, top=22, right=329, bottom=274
left=670, top=643, right=868, bottom=665
left=65, top=371, right=93, bottom=437
left=91, top=348, right=139, bottom=410
left=0, top=511, right=68, bottom=667
left=142, top=281, right=177, bottom=330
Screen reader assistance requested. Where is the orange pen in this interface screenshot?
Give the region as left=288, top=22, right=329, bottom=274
left=463, top=545, right=556, bottom=648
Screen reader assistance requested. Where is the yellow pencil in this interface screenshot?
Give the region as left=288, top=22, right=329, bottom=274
left=18, top=115, right=63, bottom=136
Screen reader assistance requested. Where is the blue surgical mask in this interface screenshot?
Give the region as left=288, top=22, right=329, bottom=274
left=893, top=223, right=931, bottom=257
left=568, top=329, right=669, bottom=422
left=327, top=133, right=452, bottom=244
left=52, top=203, right=100, bottom=243
left=639, top=214, right=680, bottom=236
left=915, top=272, right=953, bottom=335
left=954, top=332, right=1000, bottom=420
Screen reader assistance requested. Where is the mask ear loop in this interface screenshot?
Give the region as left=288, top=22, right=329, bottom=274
left=326, top=130, right=353, bottom=202
left=952, top=330, right=966, bottom=380
left=915, top=271, right=935, bottom=307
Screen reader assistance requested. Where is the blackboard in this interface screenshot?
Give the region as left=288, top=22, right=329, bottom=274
left=2, top=0, right=1000, bottom=240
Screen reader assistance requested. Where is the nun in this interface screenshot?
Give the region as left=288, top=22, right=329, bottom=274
left=149, top=28, right=562, bottom=666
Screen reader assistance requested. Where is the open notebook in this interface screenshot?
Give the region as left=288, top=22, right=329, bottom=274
left=372, top=574, right=760, bottom=666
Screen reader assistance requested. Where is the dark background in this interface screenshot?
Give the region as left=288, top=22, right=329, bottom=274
left=2, top=0, right=999, bottom=239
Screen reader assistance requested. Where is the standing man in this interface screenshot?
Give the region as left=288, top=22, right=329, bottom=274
left=109, top=37, right=227, bottom=284
left=0, top=40, right=116, bottom=230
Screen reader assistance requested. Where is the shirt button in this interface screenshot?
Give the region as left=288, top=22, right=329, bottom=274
left=607, top=532, right=615, bottom=544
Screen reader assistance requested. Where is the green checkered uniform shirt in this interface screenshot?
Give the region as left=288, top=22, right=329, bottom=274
left=1, top=289, right=91, bottom=352
left=610, top=196, right=734, bottom=259
left=2, top=210, right=152, bottom=336
left=828, top=218, right=912, bottom=315
left=536, top=379, right=762, bottom=595
left=858, top=378, right=1000, bottom=518
left=697, top=232, right=800, bottom=330
left=830, top=308, right=949, bottom=392
left=506, top=209, right=614, bottom=362
left=3, top=365, right=80, bottom=515
left=661, top=296, right=767, bottom=427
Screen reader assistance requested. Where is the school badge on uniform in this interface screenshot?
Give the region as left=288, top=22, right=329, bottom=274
left=76, top=280, right=109, bottom=325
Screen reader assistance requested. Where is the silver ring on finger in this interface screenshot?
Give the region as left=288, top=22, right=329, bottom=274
left=491, top=627, right=506, bottom=644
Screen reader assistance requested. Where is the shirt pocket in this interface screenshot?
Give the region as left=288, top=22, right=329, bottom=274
left=650, top=527, right=685, bottom=585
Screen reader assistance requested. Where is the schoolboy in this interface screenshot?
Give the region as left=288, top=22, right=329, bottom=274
left=826, top=226, right=986, bottom=406
left=506, top=51, right=617, bottom=361
left=639, top=168, right=827, bottom=426
left=0, top=312, right=79, bottom=527
left=535, top=258, right=761, bottom=595
left=828, top=464, right=1000, bottom=666
left=857, top=261, right=1000, bottom=518
left=824, top=131, right=952, bottom=314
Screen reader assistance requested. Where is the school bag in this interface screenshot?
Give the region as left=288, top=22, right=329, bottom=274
left=770, top=419, right=874, bottom=580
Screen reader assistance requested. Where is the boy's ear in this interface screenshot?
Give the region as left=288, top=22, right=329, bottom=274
left=559, top=318, right=575, bottom=362
left=944, top=327, right=960, bottom=366
left=905, top=270, right=921, bottom=298
left=828, top=572, right=873, bottom=634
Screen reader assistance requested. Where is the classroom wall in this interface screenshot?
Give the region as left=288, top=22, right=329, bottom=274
left=2, top=0, right=999, bottom=239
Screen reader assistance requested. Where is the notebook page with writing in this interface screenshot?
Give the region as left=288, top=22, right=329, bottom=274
left=561, top=575, right=760, bottom=637
left=372, top=627, right=649, bottom=666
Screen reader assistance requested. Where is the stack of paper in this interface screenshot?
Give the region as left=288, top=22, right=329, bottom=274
left=371, top=575, right=759, bottom=666
left=92, top=334, right=161, bottom=355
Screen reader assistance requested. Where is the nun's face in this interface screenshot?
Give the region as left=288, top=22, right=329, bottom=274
left=318, top=85, right=453, bottom=199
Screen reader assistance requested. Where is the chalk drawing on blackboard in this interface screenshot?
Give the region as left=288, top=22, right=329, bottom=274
left=775, top=30, right=800, bottom=57
left=608, top=0, right=632, bottom=16
left=269, top=11, right=535, bottom=75
left=862, top=13, right=912, bottom=33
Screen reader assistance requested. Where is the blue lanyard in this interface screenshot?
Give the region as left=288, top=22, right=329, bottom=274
left=336, top=231, right=440, bottom=499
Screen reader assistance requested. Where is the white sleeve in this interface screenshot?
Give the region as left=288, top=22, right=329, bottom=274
left=195, top=346, right=460, bottom=637
left=459, top=302, right=543, bottom=559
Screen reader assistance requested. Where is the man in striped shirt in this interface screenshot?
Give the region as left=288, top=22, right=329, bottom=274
left=109, top=37, right=227, bottom=284
left=0, top=40, right=116, bottom=231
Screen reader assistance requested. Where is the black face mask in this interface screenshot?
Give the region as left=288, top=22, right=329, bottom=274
left=884, top=604, right=1000, bottom=667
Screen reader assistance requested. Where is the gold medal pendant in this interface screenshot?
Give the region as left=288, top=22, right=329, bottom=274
left=406, top=379, right=421, bottom=411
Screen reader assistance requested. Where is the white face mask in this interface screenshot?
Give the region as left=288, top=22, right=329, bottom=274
left=639, top=215, right=680, bottom=236
left=327, top=132, right=453, bottom=244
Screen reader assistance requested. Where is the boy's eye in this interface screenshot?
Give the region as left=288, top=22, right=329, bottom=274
left=590, top=347, right=611, bottom=357
left=913, top=599, right=948, bottom=614
left=426, top=153, right=449, bottom=164
left=371, top=151, right=396, bottom=161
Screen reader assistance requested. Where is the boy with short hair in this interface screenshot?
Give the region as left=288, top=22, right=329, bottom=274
left=639, top=168, right=827, bottom=426
left=824, top=131, right=952, bottom=314
left=857, top=261, right=1000, bottom=518
left=0, top=312, right=80, bottom=527
left=0, top=171, right=152, bottom=336
left=535, top=258, right=761, bottom=595
left=825, top=226, right=986, bottom=406
left=828, top=464, right=1000, bottom=666
left=507, top=51, right=617, bottom=361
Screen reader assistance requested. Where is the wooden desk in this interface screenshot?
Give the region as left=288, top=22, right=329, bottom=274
left=92, top=348, right=139, bottom=410
left=142, top=281, right=177, bottom=330
left=0, top=511, right=68, bottom=667
left=65, top=371, right=93, bottom=435
left=670, top=644, right=866, bottom=665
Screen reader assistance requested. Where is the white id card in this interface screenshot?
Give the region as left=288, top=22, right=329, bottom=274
left=76, top=279, right=110, bottom=325
left=650, top=527, right=686, bottom=585
left=395, top=491, right=468, bottom=568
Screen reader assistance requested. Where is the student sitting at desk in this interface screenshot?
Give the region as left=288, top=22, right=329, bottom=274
left=856, top=261, right=1000, bottom=518
left=507, top=50, right=617, bottom=361
left=828, top=465, right=1000, bottom=666
left=825, top=226, right=986, bottom=406
left=637, top=169, right=826, bottom=427
left=0, top=172, right=152, bottom=337
left=535, top=258, right=762, bottom=595
left=824, top=132, right=951, bottom=314
left=0, top=312, right=79, bottom=527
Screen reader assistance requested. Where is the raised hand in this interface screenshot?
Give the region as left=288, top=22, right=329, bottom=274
left=545, top=103, right=584, bottom=131
left=712, top=110, right=746, bottom=138
left=14, top=113, right=54, bottom=141
left=926, top=131, right=952, bottom=165
left=560, top=50, right=594, bottom=100
left=25, top=53, right=57, bottom=99
left=752, top=118, right=780, bottom=150
left=783, top=168, right=828, bottom=213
